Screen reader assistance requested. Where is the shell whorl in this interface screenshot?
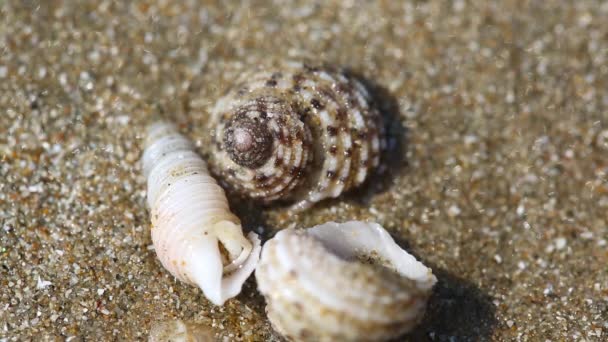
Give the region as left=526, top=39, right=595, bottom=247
left=142, top=121, right=261, bottom=306
left=210, top=62, right=385, bottom=209
left=255, top=221, right=437, bottom=342
left=223, top=105, right=280, bottom=169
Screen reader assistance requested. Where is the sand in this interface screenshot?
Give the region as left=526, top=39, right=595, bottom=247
left=1, top=1, right=607, bottom=341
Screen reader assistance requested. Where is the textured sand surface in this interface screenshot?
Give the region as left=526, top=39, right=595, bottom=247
left=1, top=1, right=607, bottom=341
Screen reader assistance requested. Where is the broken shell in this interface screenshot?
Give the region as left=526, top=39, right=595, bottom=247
left=255, top=221, right=437, bottom=342
left=142, top=121, right=261, bottom=306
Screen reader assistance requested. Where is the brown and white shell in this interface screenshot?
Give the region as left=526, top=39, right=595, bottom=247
left=209, top=62, right=385, bottom=210
left=255, top=221, right=437, bottom=342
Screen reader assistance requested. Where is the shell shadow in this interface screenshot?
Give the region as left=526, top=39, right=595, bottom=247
left=234, top=228, right=497, bottom=342
left=340, top=69, right=409, bottom=206
left=391, top=238, right=497, bottom=342
left=229, top=197, right=276, bottom=243
left=403, top=267, right=497, bottom=342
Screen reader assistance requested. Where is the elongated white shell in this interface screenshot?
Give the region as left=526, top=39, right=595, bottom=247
left=143, top=121, right=261, bottom=306
left=255, top=221, right=437, bottom=342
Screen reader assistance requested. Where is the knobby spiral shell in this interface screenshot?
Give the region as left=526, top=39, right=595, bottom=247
left=142, top=121, right=261, bottom=306
left=209, top=62, right=386, bottom=210
left=255, top=221, right=437, bottom=342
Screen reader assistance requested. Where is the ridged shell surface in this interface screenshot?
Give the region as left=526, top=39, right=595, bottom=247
left=142, top=121, right=261, bottom=306
left=209, top=62, right=385, bottom=210
left=255, top=221, right=437, bottom=342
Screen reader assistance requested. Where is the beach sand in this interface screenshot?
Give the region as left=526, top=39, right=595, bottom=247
left=1, top=1, right=607, bottom=340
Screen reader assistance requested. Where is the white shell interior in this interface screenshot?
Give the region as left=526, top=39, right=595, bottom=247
left=307, top=221, right=437, bottom=290
left=183, top=230, right=261, bottom=306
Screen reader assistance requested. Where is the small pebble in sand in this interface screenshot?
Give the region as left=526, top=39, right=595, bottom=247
left=149, top=320, right=216, bottom=342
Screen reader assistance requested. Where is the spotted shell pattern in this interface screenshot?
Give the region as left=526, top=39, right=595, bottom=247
left=210, top=62, right=385, bottom=210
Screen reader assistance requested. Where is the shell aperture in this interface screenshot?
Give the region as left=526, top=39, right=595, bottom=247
left=210, top=62, right=385, bottom=210
left=142, top=121, right=261, bottom=306
left=255, top=221, right=437, bottom=341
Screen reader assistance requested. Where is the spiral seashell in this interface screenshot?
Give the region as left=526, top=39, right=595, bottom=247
left=142, top=121, right=261, bottom=306
left=209, top=62, right=385, bottom=210
left=255, top=221, right=437, bottom=342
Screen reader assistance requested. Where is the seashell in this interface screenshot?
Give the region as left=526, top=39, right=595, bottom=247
left=255, top=221, right=437, bottom=342
left=149, top=319, right=216, bottom=342
left=209, top=62, right=386, bottom=210
left=142, top=121, right=261, bottom=306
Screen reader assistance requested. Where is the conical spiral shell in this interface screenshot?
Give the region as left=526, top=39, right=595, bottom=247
left=255, top=221, right=437, bottom=342
left=209, top=62, right=385, bottom=210
left=142, top=121, right=261, bottom=306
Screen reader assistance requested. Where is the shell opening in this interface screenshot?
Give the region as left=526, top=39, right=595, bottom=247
left=354, top=250, right=396, bottom=273
left=213, top=220, right=254, bottom=274
left=218, top=239, right=253, bottom=274
left=186, top=227, right=261, bottom=306
left=307, top=221, right=437, bottom=290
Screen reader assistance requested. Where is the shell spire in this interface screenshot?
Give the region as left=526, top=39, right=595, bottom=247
left=209, top=62, right=385, bottom=210
left=142, top=121, right=261, bottom=306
